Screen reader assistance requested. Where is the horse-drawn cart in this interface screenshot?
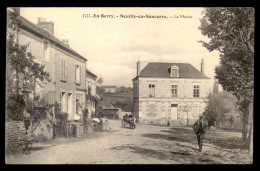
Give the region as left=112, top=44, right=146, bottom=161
left=122, top=114, right=136, bottom=129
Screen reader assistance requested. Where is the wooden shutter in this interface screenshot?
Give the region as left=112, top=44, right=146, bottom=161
left=65, top=60, right=67, bottom=80
left=75, top=65, right=77, bottom=82
left=79, top=66, right=81, bottom=84
left=59, top=59, right=61, bottom=78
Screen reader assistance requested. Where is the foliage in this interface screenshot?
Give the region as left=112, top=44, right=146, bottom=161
left=199, top=7, right=254, bottom=141
left=54, top=102, right=68, bottom=125
left=203, top=93, right=236, bottom=127
left=199, top=7, right=254, bottom=101
left=86, top=86, right=99, bottom=106
left=229, top=115, right=235, bottom=126
left=7, top=9, right=51, bottom=91
left=6, top=94, right=25, bottom=121
left=6, top=8, right=51, bottom=121
left=96, top=86, right=105, bottom=94
left=97, top=77, right=104, bottom=85
left=112, top=99, right=133, bottom=112
left=82, top=108, right=89, bottom=122
left=116, top=86, right=133, bottom=94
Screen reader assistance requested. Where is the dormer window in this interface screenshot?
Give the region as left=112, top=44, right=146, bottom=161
left=170, top=65, right=179, bottom=77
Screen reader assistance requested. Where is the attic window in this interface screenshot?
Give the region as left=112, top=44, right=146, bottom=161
left=170, top=65, right=179, bottom=77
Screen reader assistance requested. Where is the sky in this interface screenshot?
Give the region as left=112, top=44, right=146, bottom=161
left=20, top=7, right=221, bottom=90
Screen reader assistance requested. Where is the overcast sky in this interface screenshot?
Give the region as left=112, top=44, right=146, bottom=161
left=20, top=7, right=220, bottom=90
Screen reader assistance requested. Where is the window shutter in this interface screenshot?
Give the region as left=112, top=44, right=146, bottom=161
left=65, top=60, right=67, bottom=80
left=79, top=65, right=81, bottom=83
left=75, top=65, right=77, bottom=82
left=59, top=59, right=62, bottom=79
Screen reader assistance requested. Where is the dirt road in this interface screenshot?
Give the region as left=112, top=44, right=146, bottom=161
left=5, top=120, right=252, bottom=164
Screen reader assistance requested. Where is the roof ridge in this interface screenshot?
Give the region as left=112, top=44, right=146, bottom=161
left=139, top=62, right=210, bottom=79
left=148, top=62, right=191, bottom=64
left=19, top=16, right=87, bottom=61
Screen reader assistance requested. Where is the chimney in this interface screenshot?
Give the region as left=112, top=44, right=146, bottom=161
left=137, top=61, right=141, bottom=76
left=62, top=39, right=70, bottom=47
left=37, top=18, right=54, bottom=35
left=38, top=17, right=42, bottom=23
left=201, top=58, right=204, bottom=74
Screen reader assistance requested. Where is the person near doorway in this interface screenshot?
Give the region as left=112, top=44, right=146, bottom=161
left=193, top=115, right=208, bottom=152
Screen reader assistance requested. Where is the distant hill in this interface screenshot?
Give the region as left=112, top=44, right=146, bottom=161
left=96, top=87, right=133, bottom=112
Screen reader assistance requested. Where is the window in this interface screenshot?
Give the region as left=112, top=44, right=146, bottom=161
left=171, top=85, right=178, bottom=98
left=193, top=85, right=200, bottom=97
left=75, top=65, right=81, bottom=84
left=60, top=59, right=66, bottom=80
left=170, top=65, right=179, bottom=77
left=149, top=84, right=155, bottom=97
left=60, top=92, right=66, bottom=112
left=43, top=41, right=50, bottom=61
left=171, top=69, right=178, bottom=77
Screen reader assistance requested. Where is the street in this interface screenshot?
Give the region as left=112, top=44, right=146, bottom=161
left=5, top=119, right=252, bottom=164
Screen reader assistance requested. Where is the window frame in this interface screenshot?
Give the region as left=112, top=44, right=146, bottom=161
left=75, top=64, right=81, bottom=85
left=171, top=85, right=178, bottom=98
left=170, top=65, right=179, bottom=78
left=149, top=84, right=155, bottom=97
left=42, top=40, right=50, bottom=62
left=60, top=57, right=67, bottom=82
left=193, top=85, right=200, bottom=98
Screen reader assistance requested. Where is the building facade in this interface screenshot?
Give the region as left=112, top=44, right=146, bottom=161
left=18, top=16, right=87, bottom=122
left=133, top=61, right=210, bottom=126
left=86, top=68, right=98, bottom=117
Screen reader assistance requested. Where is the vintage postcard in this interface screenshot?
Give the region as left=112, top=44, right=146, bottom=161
left=5, top=7, right=254, bottom=164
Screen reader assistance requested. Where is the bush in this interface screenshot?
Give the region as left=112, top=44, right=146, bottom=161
left=6, top=94, right=25, bottom=121
left=33, top=133, right=48, bottom=142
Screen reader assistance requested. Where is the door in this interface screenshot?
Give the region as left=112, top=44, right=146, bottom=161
left=171, top=104, right=178, bottom=120
left=67, top=93, right=72, bottom=115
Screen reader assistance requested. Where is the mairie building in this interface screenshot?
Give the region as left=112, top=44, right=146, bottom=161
left=132, top=60, right=210, bottom=126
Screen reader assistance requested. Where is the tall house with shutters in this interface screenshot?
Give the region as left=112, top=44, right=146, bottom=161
left=18, top=16, right=87, bottom=121
left=132, top=61, right=210, bottom=126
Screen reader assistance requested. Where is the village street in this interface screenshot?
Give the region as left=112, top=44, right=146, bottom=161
left=6, top=120, right=252, bottom=164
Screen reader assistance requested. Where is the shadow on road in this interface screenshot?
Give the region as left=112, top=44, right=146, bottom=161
left=128, top=146, right=212, bottom=164
left=142, top=127, right=247, bottom=150
left=31, top=146, right=45, bottom=151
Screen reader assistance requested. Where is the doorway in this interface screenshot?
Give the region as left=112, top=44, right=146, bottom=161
left=67, top=93, right=73, bottom=115
left=171, top=104, right=178, bottom=120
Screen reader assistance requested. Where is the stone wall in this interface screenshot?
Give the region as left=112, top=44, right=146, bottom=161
left=5, top=121, right=26, bottom=155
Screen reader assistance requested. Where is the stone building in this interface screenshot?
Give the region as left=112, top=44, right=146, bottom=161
left=132, top=60, right=211, bottom=126
left=86, top=68, right=98, bottom=117
left=17, top=14, right=87, bottom=137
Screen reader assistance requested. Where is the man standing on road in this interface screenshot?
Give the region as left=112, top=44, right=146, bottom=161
left=193, top=115, right=207, bottom=152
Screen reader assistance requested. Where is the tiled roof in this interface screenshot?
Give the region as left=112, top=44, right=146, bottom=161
left=102, top=85, right=117, bottom=88
left=138, top=62, right=210, bottom=79
left=86, top=68, right=97, bottom=78
left=96, top=99, right=115, bottom=108
left=18, top=16, right=87, bottom=61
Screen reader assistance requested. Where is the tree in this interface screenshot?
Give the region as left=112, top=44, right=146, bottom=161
left=179, top=104, right=192, bottom=126
left=203, top=93, right=234, bottom=128
left=97, top=77, right=103, bottom=85
left=199, top=7, right=254, bottom=155
left=6, top=8, right=51, bottom=121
